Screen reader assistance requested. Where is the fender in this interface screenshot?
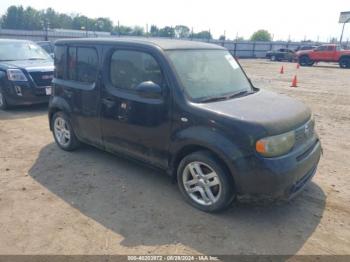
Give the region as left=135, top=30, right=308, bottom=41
left=169, top=126, right=252, bottom=191
left=48, top=96, right=72, bottom=130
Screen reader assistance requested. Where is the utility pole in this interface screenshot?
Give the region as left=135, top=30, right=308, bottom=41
left=117, top=20, right=120, bottom=36
left=85, top=17, right=88, bottom=37
left=340, top=18, right=350, bottom=45
left=42, top=18, right=50, bottom=41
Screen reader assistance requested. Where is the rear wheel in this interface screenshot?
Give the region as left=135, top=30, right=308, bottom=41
left=52, top=111, right=80, bottom=151
left=177, top=151, right=235, bottom=212
left=299, top=56, right=313, bottom=66
left=339, top=57, right=350, bottom=68
left=0, top=87, right=8, bottom=110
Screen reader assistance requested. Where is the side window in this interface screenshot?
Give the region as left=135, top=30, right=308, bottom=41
left=68, top=47, right=77, bottom=81
left=327, top=46, right=334, bottom=51
left=77, top=47, right=98, bottom=83
left=110, top=50, right=164, bottom=90
left=316, top=46, right=327, bottom=52
left=54, top=46, right=66, bottom=79
left=67, top=47, right=98, bottom=83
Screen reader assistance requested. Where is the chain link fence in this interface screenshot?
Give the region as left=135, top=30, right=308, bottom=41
left=1, top=28, right=348, bottom=58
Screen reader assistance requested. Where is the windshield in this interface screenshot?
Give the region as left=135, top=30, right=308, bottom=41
left=166, top=50, right=252, bottom=102
left=0, top=42, right=51, bottom=61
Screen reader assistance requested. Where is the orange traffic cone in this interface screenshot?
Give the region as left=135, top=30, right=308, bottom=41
left=291, top=75, right=298, bottom=87
left=296, top=63, right=300, bottom=69
left=280, top=66, right=284, bottom=74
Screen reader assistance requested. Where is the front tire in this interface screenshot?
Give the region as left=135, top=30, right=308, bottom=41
left=52, top=111, right=80, bottom=151
left=177, top=151, right=235, bottom=212
left=0, top=87, right=9, bottom=110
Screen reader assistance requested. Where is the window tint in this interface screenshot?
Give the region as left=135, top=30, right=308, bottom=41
left=67, top=47, right=98, bottom=83
left=77, top=47, right=98, bottom=83
left=68, top=47, right=77, bottom=80
left=110, top=50, right=164, bottom=90
left=316, top=46, right=327, bottom=51
left=54, top=46, right=66, bottom=79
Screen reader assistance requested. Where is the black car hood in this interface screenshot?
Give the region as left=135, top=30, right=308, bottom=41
left=1, top=59, right=54, bottom=72
left=197, top=89, right=311, bottom=135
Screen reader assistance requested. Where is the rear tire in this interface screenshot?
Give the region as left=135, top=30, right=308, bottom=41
left=52, top=111, right=80, bottom=151
left=0, top=87, right=8, bottom=110
left=177, top=150, right=235, bottom=212
left=299, top=56, right=313, bottom=67
left=339, top=57, right=350, bottom=68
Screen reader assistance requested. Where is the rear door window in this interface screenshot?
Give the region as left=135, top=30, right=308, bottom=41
left=67, top=46, right=98, bottom=83
left=54, top=46, right=66, bottom=79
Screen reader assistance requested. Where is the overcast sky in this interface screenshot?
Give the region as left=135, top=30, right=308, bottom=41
left=0, top=0, right=349, bottom=41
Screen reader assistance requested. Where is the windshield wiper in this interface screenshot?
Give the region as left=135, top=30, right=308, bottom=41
left=200, top=90, right=251, bottom=103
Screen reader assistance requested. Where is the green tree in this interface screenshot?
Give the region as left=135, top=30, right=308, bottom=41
left=131, top=26, right=144, bottom=36
left=150, top=25, right=159, bottom=36
left=158, top=26, right=175, bottom=38
left=93, top=17, right=113, bottom=32
left=116, top=25, right=133, bottom=35
left=149, top=25, right=159, bottom=36
left=174, top=25, right=190, bottom=38
left=193, top=30, right=212, bottom=40
left=250, top=29, right=272, bottom=41
left=2, top=6, right=26, bottom=29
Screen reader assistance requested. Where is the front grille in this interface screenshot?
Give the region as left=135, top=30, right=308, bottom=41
left=295, top=118, right=315, bottom=146
left=29, top=71, right=54, bottom=87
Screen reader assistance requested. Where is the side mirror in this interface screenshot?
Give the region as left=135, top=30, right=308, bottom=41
left=135, top=81, right=162, bottom=99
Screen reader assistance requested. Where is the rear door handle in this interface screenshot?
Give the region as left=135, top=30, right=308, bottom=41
left=102, top=98, right=116, bottom=108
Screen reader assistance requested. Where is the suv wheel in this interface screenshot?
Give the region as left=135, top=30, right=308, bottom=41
left=177, top=151, right=235, bottom=212
left=339, top=57, right=350, bottom=68
left=299, top=56, right=313, bottom=66
left=0, top=88, right=8, bottom=110
left=52, top=111, right=80, bottom=151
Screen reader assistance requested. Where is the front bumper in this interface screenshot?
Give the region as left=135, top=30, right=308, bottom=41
left=3, top=81, right=50, bottom=106
left=234, top=138, right=322, bottom=199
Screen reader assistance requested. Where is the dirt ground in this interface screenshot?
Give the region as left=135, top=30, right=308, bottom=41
left=0, top=60, right=349, bottom=256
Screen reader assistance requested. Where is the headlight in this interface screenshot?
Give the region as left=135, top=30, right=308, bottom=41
left=7, top=69, right=28, bottom=82
left=256, top=130, right=295, bottom=157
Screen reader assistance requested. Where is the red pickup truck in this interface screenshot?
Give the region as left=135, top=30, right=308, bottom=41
left=295, top=44, right=350, bottom=68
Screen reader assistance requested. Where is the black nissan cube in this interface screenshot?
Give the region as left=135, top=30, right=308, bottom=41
left=0, top=39, right=54, bottom=110
left=49, top=38, right=322, bottom=212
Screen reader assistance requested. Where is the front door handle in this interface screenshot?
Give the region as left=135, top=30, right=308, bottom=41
left=102, top=98, right=116, bottom=108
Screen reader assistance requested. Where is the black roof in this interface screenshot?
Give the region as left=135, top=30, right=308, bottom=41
left=55, top=37, right=224, bottom=50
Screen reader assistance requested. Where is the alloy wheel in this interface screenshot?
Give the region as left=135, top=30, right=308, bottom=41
left=0, top=91, right=3, bottom=107
left=54, top=116, right=71, bottom=147
left=182, top=161, right=222, bottom=206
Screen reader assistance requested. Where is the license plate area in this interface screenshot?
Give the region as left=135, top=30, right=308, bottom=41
left=45, top=87, right=52, bottom=95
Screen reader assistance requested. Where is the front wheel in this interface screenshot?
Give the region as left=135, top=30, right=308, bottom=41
left=0, top=88, right=8, bottom=110
left=177, top=151, right=235, bottom=212
left=52, top=111, right=80, bottom=151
